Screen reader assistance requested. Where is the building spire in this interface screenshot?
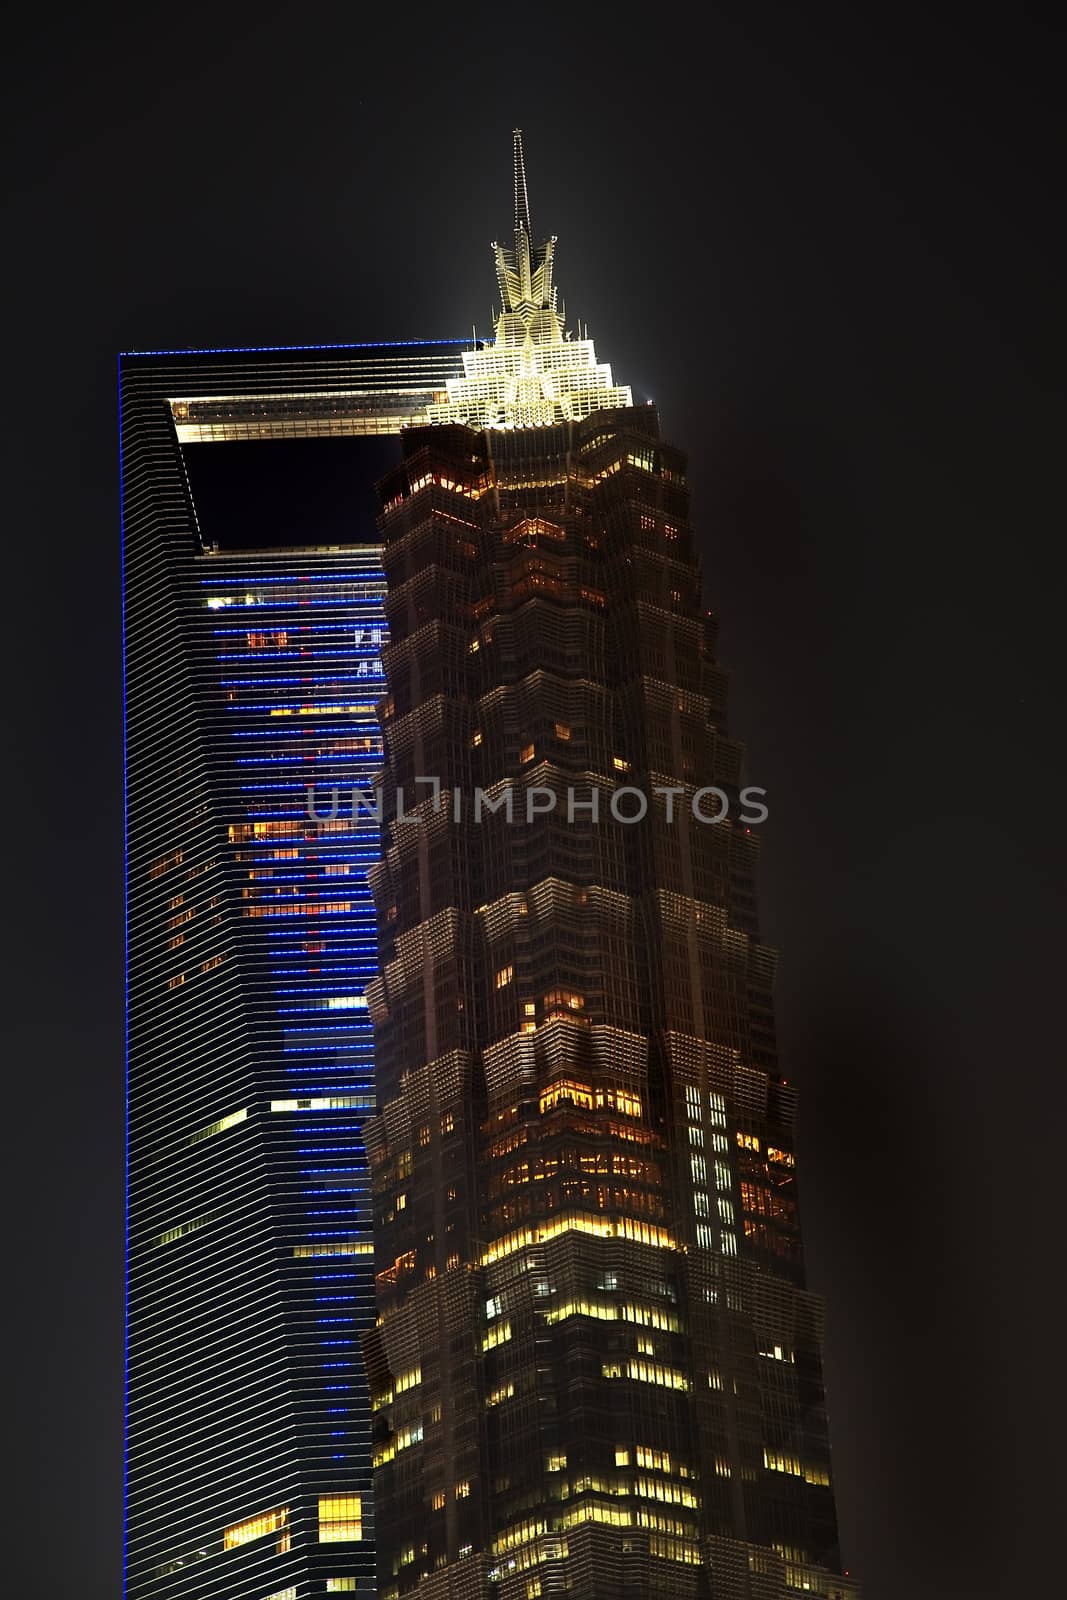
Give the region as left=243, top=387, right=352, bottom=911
left=425, top=130, right=632, bottom=427
left=513, top=127, right=531, bottom=237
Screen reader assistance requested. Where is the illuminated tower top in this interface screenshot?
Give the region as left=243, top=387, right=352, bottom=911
left=426, top=129, right=632, bottom=428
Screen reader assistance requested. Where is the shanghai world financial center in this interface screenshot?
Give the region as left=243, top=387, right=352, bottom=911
left=123, top=134, right=859, bottom=1600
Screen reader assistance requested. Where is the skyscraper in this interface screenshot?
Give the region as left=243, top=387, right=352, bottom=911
left=122, top=342, right=468, bottom=1599
left=363, top=134, right=860, bottom=1600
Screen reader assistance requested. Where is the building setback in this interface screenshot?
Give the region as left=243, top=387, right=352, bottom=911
left=363, top=134, right=860, bottom=1600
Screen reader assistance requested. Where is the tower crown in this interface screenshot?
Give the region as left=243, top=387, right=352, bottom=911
left=491, top=129, right=562, bottom=347
left=425, top=129, right=632, bottom=428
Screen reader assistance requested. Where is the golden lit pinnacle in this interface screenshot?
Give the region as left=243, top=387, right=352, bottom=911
left=425, top=130, right=632, bottom=428
left=513, top=126, right=531, bottom=236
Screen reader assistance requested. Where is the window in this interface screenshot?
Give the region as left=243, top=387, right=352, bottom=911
left=555, top=722, right=572, bottom=740
left=188, top=1108, right=247, bottom=1146
left=223, top=1506, right=289, bottom=1550
left=149, top=848, right=183, bottom=879
left=153, top=1212, right=216, bottom=1249
left=271, top=1095, right=373, bottom=1113
left=495, top=964, right=514, bottom=989
left=520, top=742, right=535, bottom=763
left=319, top=1495, right=362, bottom=1543
left=293, top=1241, right=373, bottom=1259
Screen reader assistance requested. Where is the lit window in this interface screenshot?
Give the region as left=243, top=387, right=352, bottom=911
left=293, top=1241, right=373, bottom=1259
left=188, top=1107, right=247, bottom=1146
left=470, top=729, right=483, bottom=747
left=318, top=1495, right=362, bottom=1543
left=520, top=743, right=535, bottom=763
left=223, top=1506, right=289, bottom=1550
left=495, top=964, right=514, bottom=989
left=271, top=1095, right=373, bottom=1113
left=432, top=1491, right=446, bottom=1511
left=555, top=722, right=572, bottom=740
left=153, top=1212, right=216, bottom=1249
left=326, top=1581, right=358, bottom=1593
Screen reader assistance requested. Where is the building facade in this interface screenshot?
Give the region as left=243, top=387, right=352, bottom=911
left=122, top=341, right=467, bottom=1599
left=363, top=136, right=860, bottom=1600
left=123, top=131, right=859, bottom=1600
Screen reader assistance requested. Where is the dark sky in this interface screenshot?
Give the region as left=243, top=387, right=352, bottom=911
left=4, top=6, right=1063, bottom=1597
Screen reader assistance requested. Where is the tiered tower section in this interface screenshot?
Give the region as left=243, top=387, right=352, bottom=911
left=363, top=396, right=859, bottom=1600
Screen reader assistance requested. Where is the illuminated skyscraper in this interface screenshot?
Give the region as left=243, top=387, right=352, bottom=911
left=363, top=133, right=860, bottom=1600
left=122, top=342, right=467, bottom=1599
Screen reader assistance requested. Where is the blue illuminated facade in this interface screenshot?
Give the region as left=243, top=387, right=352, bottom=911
left=198, top=547, right=388, bottom=1553
left=121, top=341, right=467, bottom=1600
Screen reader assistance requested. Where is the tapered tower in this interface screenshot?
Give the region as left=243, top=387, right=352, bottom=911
left=364, top=134, right=859, bottom=1600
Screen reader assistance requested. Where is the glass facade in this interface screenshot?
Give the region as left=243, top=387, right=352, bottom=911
left=122, top=342, right=467, bottom=1600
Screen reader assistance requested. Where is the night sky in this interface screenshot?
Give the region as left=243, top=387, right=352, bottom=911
left=4, top=6, right=1062, bottom=1597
